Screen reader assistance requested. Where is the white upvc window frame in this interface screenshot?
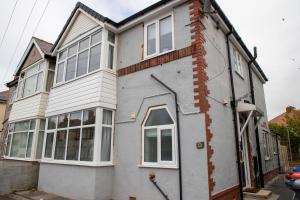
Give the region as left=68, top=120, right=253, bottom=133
left=4, top=119, right=42, bottom=161
left=141, top=106, right=177, bottom=168
left=41, top=107, right=114, bottom=166
left=54, top=28, right=104, bottom=86
left=144, top=12, right=175, bottom=59
left=105, top=29, right=117, bottom=71
left=263, top=131, right=272, bottom=160
left=233, top=48, right=244, bottom=78
left=16, top=60, right=47, bottom=100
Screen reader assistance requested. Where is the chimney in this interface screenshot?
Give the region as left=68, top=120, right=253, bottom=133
left=286, top=106, right=296, bottom=113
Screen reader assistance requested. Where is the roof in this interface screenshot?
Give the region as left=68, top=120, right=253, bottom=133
left=52, top=0, right=268, bottom=81
left=269, top=108, right=300, bottom=126
left=14, top=37, right=54, bottom=76
left=33, top=37, right=53, bottom=56
left=6, top=77, right=18, bottom=88
left=0, top=90, right=9, bottom=102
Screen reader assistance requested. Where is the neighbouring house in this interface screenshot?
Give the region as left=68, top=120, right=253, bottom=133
left=3, top=0, right=281, bottom=199
left=0, top=90, right=9, bottom=154
left=269, top=106, right=299, bottom=126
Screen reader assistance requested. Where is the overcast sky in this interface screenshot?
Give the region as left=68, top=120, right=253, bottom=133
left=0, top=0, right=299, bottom=119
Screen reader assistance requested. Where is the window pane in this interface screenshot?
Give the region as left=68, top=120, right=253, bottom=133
left=144, top=128, right=157, bottom=162
left=45, top=132, right=54, bottom=158
left=5, top=134, right=12, bottom=156
left=38, top=62, right=46, bottom=71
left=66, top=129, right=80, bottom=160
left=9, top=123, right=14, bottom=132
left=10, top=132, right=27, bottom=158
left=147, top=23, right=156, bottom=55
left=91, top=31, right=102, bottom=45
left=23, top=75, right=36, bottom=97
left=107, top=45, right=114, bottom=69
left=79, top=38, right=89, bottom=51
left=161, top=129, right=172, bottom=161
left=56, top=62, right=64, bottom=83
left=76, top=50, right=88, bottom=77
left=102, top=109, right=112, bottom=125
left=89, top=44, right=101, bottom=72
left=59, top=50, right=67, bottom=61
left=80, top=127, right=94, bottom=161
left=101, top=127, right=111, bottom=161
left=46, top=70, right=54, bottom=91
left=26, top=65, right=38, bottom=77
left=15, top=121, right=30, bottom=131
left=68, top=44, right=77, bottom=56
left=54, top=130, right=67, bottom=160
left=70, top=111, right=81, bottom=127
left=58, top=114, right=68, bottom=128
left=145, top=108, right=173, bottom=126
left=26, top=132, right=33, bottom=158
left=36, top=131, right=44, bottom=159
left=30, top=119, right=36, bottom=130
left=83, top=109, right=95, bottom=125
left=108, top=31, right=115, bottom=43
left=159, top=16, right=172, bottom=53
left=36, top=72, right=43, bottom=92
left=65, top=56, right=76, bottom=81
left=40, top=119, right=46, bottom=130
left=48, top=117, right=57, bottom=129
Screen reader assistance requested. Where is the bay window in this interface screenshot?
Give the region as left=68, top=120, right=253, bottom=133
left=55, top=30, right=102, bottom=84
left=16, top=61, right=54, bottom=100
left=145, top=14, right=174, bottom=58
left=5, top=120, right=35, bottom=159
left=43, top=108, right=114, bottom=165
left=142, top=106, right=176, bottom=167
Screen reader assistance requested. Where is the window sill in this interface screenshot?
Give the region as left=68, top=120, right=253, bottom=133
left=14, top=91, right=49, bottom=103
left=40, top=159, right=114, bottom=167
left=138, top=164, right=178, bottom=169
left=143, top=48, right=176, bottom=61
left=235, top=70, right=245, bottom=80
left=3, top=157, right=38, bottom=162
left=52, top=68, right=116, bottom=89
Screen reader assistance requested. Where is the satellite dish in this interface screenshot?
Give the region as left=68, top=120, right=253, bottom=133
left=203, top=0, right=212, bottom=13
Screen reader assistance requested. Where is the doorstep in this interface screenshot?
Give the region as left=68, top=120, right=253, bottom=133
left=244, top=189, right=278, bottom=200
left=0, top=190, right=72, bottom=200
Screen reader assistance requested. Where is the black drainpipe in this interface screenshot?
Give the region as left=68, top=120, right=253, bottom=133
left=226, top=30, right=244, bottom=200
left=247, top=48, right=264, bottom=188
left=151, top=74, right=183, bottom=200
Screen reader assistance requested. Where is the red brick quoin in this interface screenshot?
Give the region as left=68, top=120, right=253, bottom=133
left=189, top=0, right=215, bottom=199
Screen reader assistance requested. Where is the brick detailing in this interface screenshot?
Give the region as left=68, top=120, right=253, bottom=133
left=212, top=185, right=240, bottom=200
left=189, top=0, right=215, bottom=199
left=264, top=168, right=280, bottom=183
left=117, top=45, right=196, bottom=76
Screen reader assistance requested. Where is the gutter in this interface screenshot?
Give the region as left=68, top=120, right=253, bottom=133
left=150, top=74, right=183, bottom=200
left=226, top=30, right=244, bottom=200
left=247, top=48, right=264, bottom=188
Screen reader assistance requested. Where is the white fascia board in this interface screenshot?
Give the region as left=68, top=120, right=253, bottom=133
left=52, top=9, right=104, bottom=54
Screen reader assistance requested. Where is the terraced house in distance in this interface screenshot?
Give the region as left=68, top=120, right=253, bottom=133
left=2, top=0, right=281, bottom=200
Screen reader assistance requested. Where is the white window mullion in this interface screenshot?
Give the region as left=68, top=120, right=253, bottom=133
left=157, top=127, right=161, bottom=164
left=94, top=107, right=102, bottom=163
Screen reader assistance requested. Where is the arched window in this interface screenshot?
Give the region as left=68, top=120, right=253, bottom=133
left=142, top=106, right=176, bottom=166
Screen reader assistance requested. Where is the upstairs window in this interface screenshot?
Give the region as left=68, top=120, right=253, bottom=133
left=16, top=62, right=46, bottom=99
left=107, top=31, right=115, bottom=69
left=56, top=30, right=102, bottom=84
left=144, top=14, right=173, bottom=58
left=233, top=48, right=244, bottom=78
left=142, top=106, right=176, bottom=167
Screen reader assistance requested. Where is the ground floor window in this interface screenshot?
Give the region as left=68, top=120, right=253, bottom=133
left=5, top=119, right=35, bottom=159
left=43, top=108, right=114, bottom=165
left=142, top=106, right=176, bottom=167
left=263, top=131, right=272, bottom=160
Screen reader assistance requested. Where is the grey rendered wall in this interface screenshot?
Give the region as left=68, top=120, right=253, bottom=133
left=202, top=15, right=240, bottom=194
left=38, top=163, right=113, bottom=200
left=114, top=56, right=209, bottom=200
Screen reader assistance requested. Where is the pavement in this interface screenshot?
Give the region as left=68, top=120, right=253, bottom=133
left=0, top=191, right=71, bottom=200
left=264, top=174, right=295, bottom=200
